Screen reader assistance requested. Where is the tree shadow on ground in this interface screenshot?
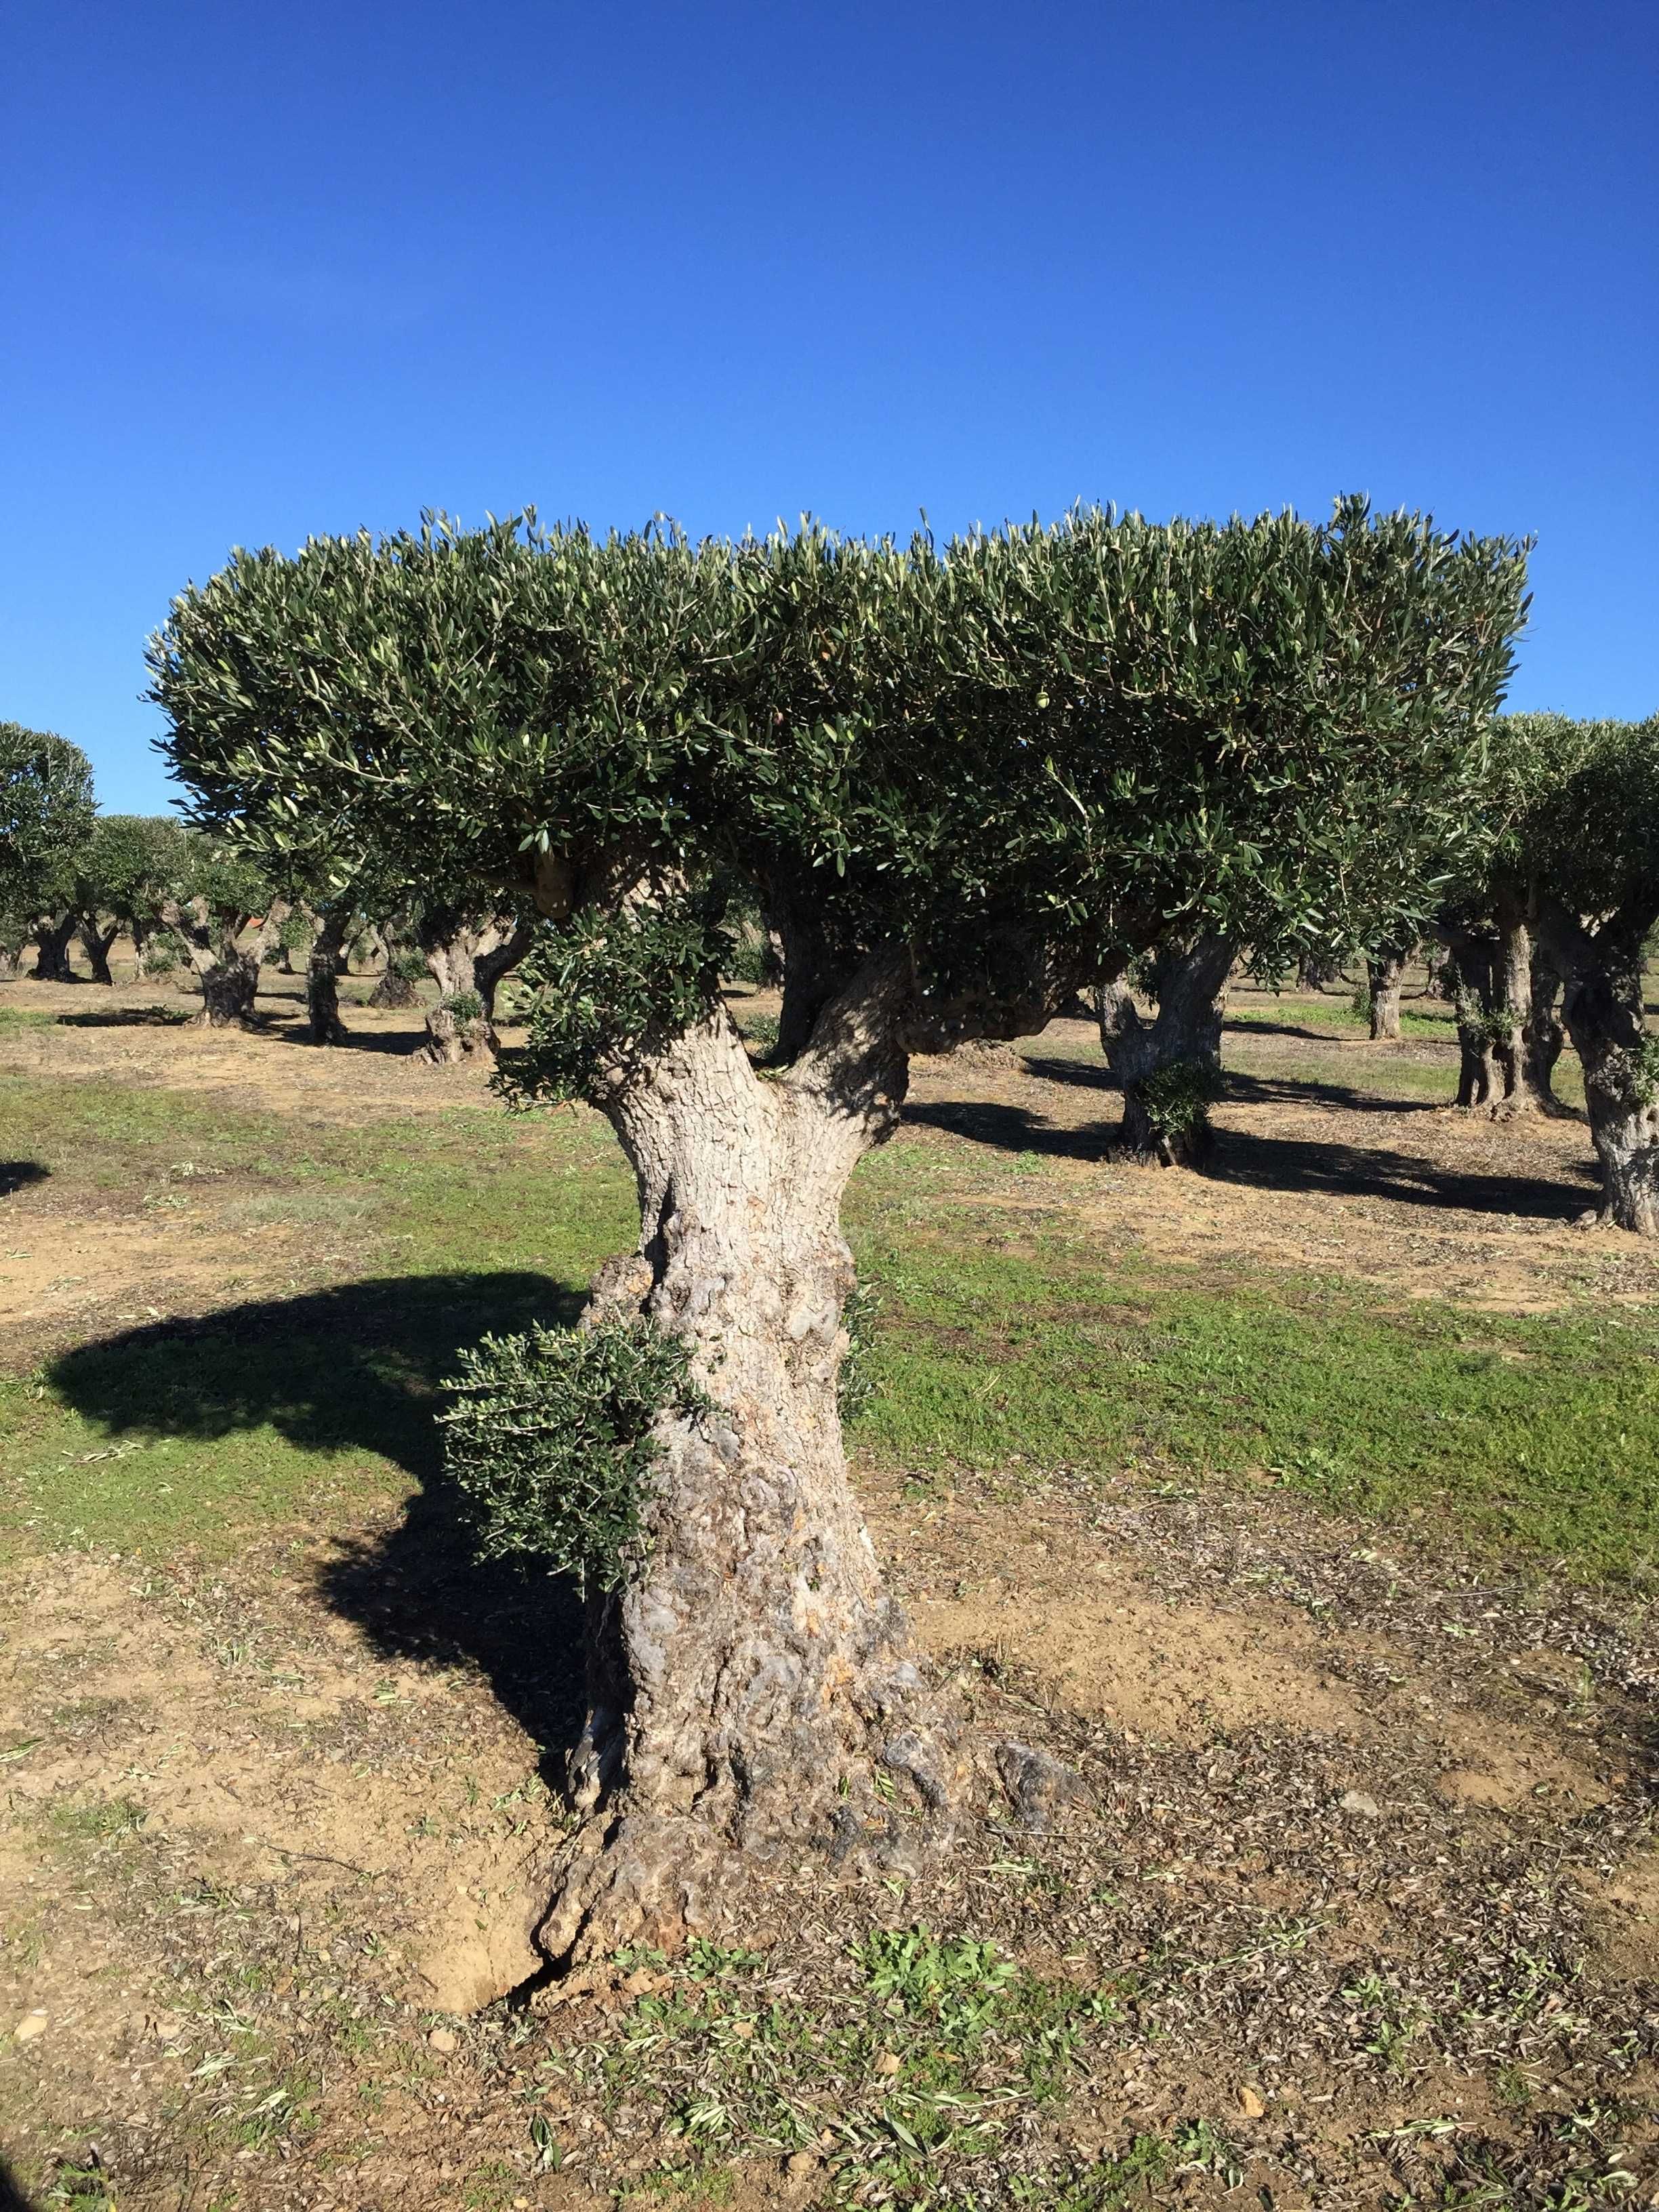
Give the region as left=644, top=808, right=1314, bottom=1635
left=1212, top=1128, right=1600, bottom=1221
left=48, top=1269, right=591, bottom=1786
left=919, top=1071, right=1599, bottom=1221
left=1, top=1162, right=48, bottom=1195
left=267, top=1019, right=431, bottom=1057
left=0, top=2156, right=39, bottom=2211
left=55, top=1006, right=194, bottom=1028
left=1021, top=1051, right=1447, bottom=1120
left=905, top=1098, right=1113, bottom=1161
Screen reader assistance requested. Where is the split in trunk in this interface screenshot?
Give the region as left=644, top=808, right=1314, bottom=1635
left=1439, top=924, right=1511, bottom=1110
left=77, top=916, right=120, bottom=987
left=1536, top=900, right=1659, bottom=1232
left=306, top=909, right=352, bottom=1044
left=537, top=962, right=965, bottom=1966
left=1492, top=893, right=1574, bottom=1118
left=1094, top=935, right=1234, bottom=1166
left=29, top=912, right=79, bottom=983
left=158, top=896, right=291, bottom=1027
left=1366, top=945, right=1410, bottom=1040
left=1440, top=908, right=1568, bottom=1120
left=413, top=907, right=533, bottom=1065
left=1525, top=948, right=1568, bottom=1111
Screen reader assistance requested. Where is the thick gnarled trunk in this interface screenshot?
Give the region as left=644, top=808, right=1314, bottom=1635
left=29, top=912, right=79, bottom=983
left=77, top=918, right=119, bottom=986
left=160, top=897, right=289, bottom=1027
left=539, top=989, right=958, bottom=1967
left=1096, top=935, right=1233, bottom=1165
left=306, top=909, right=352, bottom=1044
left=1366, top=946, right=1408, bottom=1040
left=414, top=909, right=531, bottom=1064
left=1540, top=906, right=1659, bottom=1233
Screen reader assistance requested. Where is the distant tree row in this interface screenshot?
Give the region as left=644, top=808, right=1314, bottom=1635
left=1098, top=712, right=1659, bottom=1231
left=1, top=721, right=539, bottom=1065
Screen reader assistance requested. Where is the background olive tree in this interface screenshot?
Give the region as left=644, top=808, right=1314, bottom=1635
left=0, top=722, right=96, bottom=983
left=1490, top=714, right=1659, bottom=1229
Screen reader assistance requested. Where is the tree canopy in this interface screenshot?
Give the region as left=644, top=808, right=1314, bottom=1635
left=154, top=499, right=1527, bottom=1063
left=1, top=720, right=96, bottom=924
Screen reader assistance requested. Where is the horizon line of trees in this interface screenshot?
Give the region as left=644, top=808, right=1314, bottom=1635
left=0, top=724, right=538, bottom=1065
left=6, top=696, right=1658, bottom=1216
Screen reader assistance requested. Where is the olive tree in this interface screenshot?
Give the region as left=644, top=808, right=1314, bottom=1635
left=1094, top=935, right=1236, bottom=1164
left=1493, top=714, right=1659, bottom=1227
left=69, top=813, right=192, bottom=983
left=151, top=500, right=1525, bottom=1962
left=1, top=722, right=96, bottom=982
left=412, top=900, right=534, bottom=1063
left=157, top=835, right=289, bottom=1025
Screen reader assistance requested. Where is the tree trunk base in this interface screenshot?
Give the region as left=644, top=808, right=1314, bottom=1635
left=415, top=1006, right=499, bottom=1064
left=535, top=1693, right=966, bottom=1972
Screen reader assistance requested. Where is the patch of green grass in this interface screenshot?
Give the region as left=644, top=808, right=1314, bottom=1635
left=548, top=1924, right=1120, bottom=2207
left=847, top=1225, right=1659, bottom=1585
left=47, top=1795, right=147, bottom=1841
left=1, top=1042, right=1649, bottom=1583
left=0, top=1076, right=636, bottom=1559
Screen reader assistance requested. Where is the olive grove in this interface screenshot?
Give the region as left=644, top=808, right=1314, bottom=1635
left=150, top=499, right=1527, bottom=1963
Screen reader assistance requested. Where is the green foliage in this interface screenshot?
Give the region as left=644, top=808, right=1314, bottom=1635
left=438, top=1315, right=704, bottom=1593
left=1497, top=714, right=1659, bottom=937
left=0, top=722, right=96, bottom=920
left=1137, top=1055, right=1225, bottom=1140
left=1617, top=1033, right=1659, bottom=1110
left=139, top=928, right=186, bottom=976
left=176, top=831, right=272, bottom=923
left=497, top=899, right=729, bottom=1107
left=439, top=989, right=485, bottom=1024
left=155, top=501, right=1529, bottom=1077
left=77, top=813, right=190, bottom=927
left=387, top=948, right=429, bottom=983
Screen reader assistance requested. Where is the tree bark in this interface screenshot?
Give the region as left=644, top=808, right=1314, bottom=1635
left=1095, top=935, right=1233, bottom=1165
left=131, top=918, right=162, bottom=979
left=306, top=909, right=352, bottom=1044
left=369, top=966, right=419, bottom=1008
left=1366, top=947, right=1408, bottom=1040
left=77, top=918, right=119, bottom=987
left=159, top=898, right=290, bottom=1027
left=1439, top=927, right=1504, bottom=1109
left=413, top=907, right=529, bottom=1063
left=537, top=966, right=961, bottom=1967
left=29, top=912, right=79, bottom=983
left=1537, top=901, right=1659, bottom=1233
left=1524, top=946, right=1568, bottom=1113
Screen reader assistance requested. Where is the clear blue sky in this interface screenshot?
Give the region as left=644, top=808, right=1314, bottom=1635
left=3, top=0, right=1654, bottom=813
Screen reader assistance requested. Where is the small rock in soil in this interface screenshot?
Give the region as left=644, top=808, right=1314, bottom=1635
left=1339, top=1788, right=1382, bottom=1817
left=13, top=2011, right=47, bottom=2043
left=996, top=1740, right=1086, bottom=1830
left=1237, top=2083, right=1267, bottom=2118
left=428, top=2026, right=459, bottom=2054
